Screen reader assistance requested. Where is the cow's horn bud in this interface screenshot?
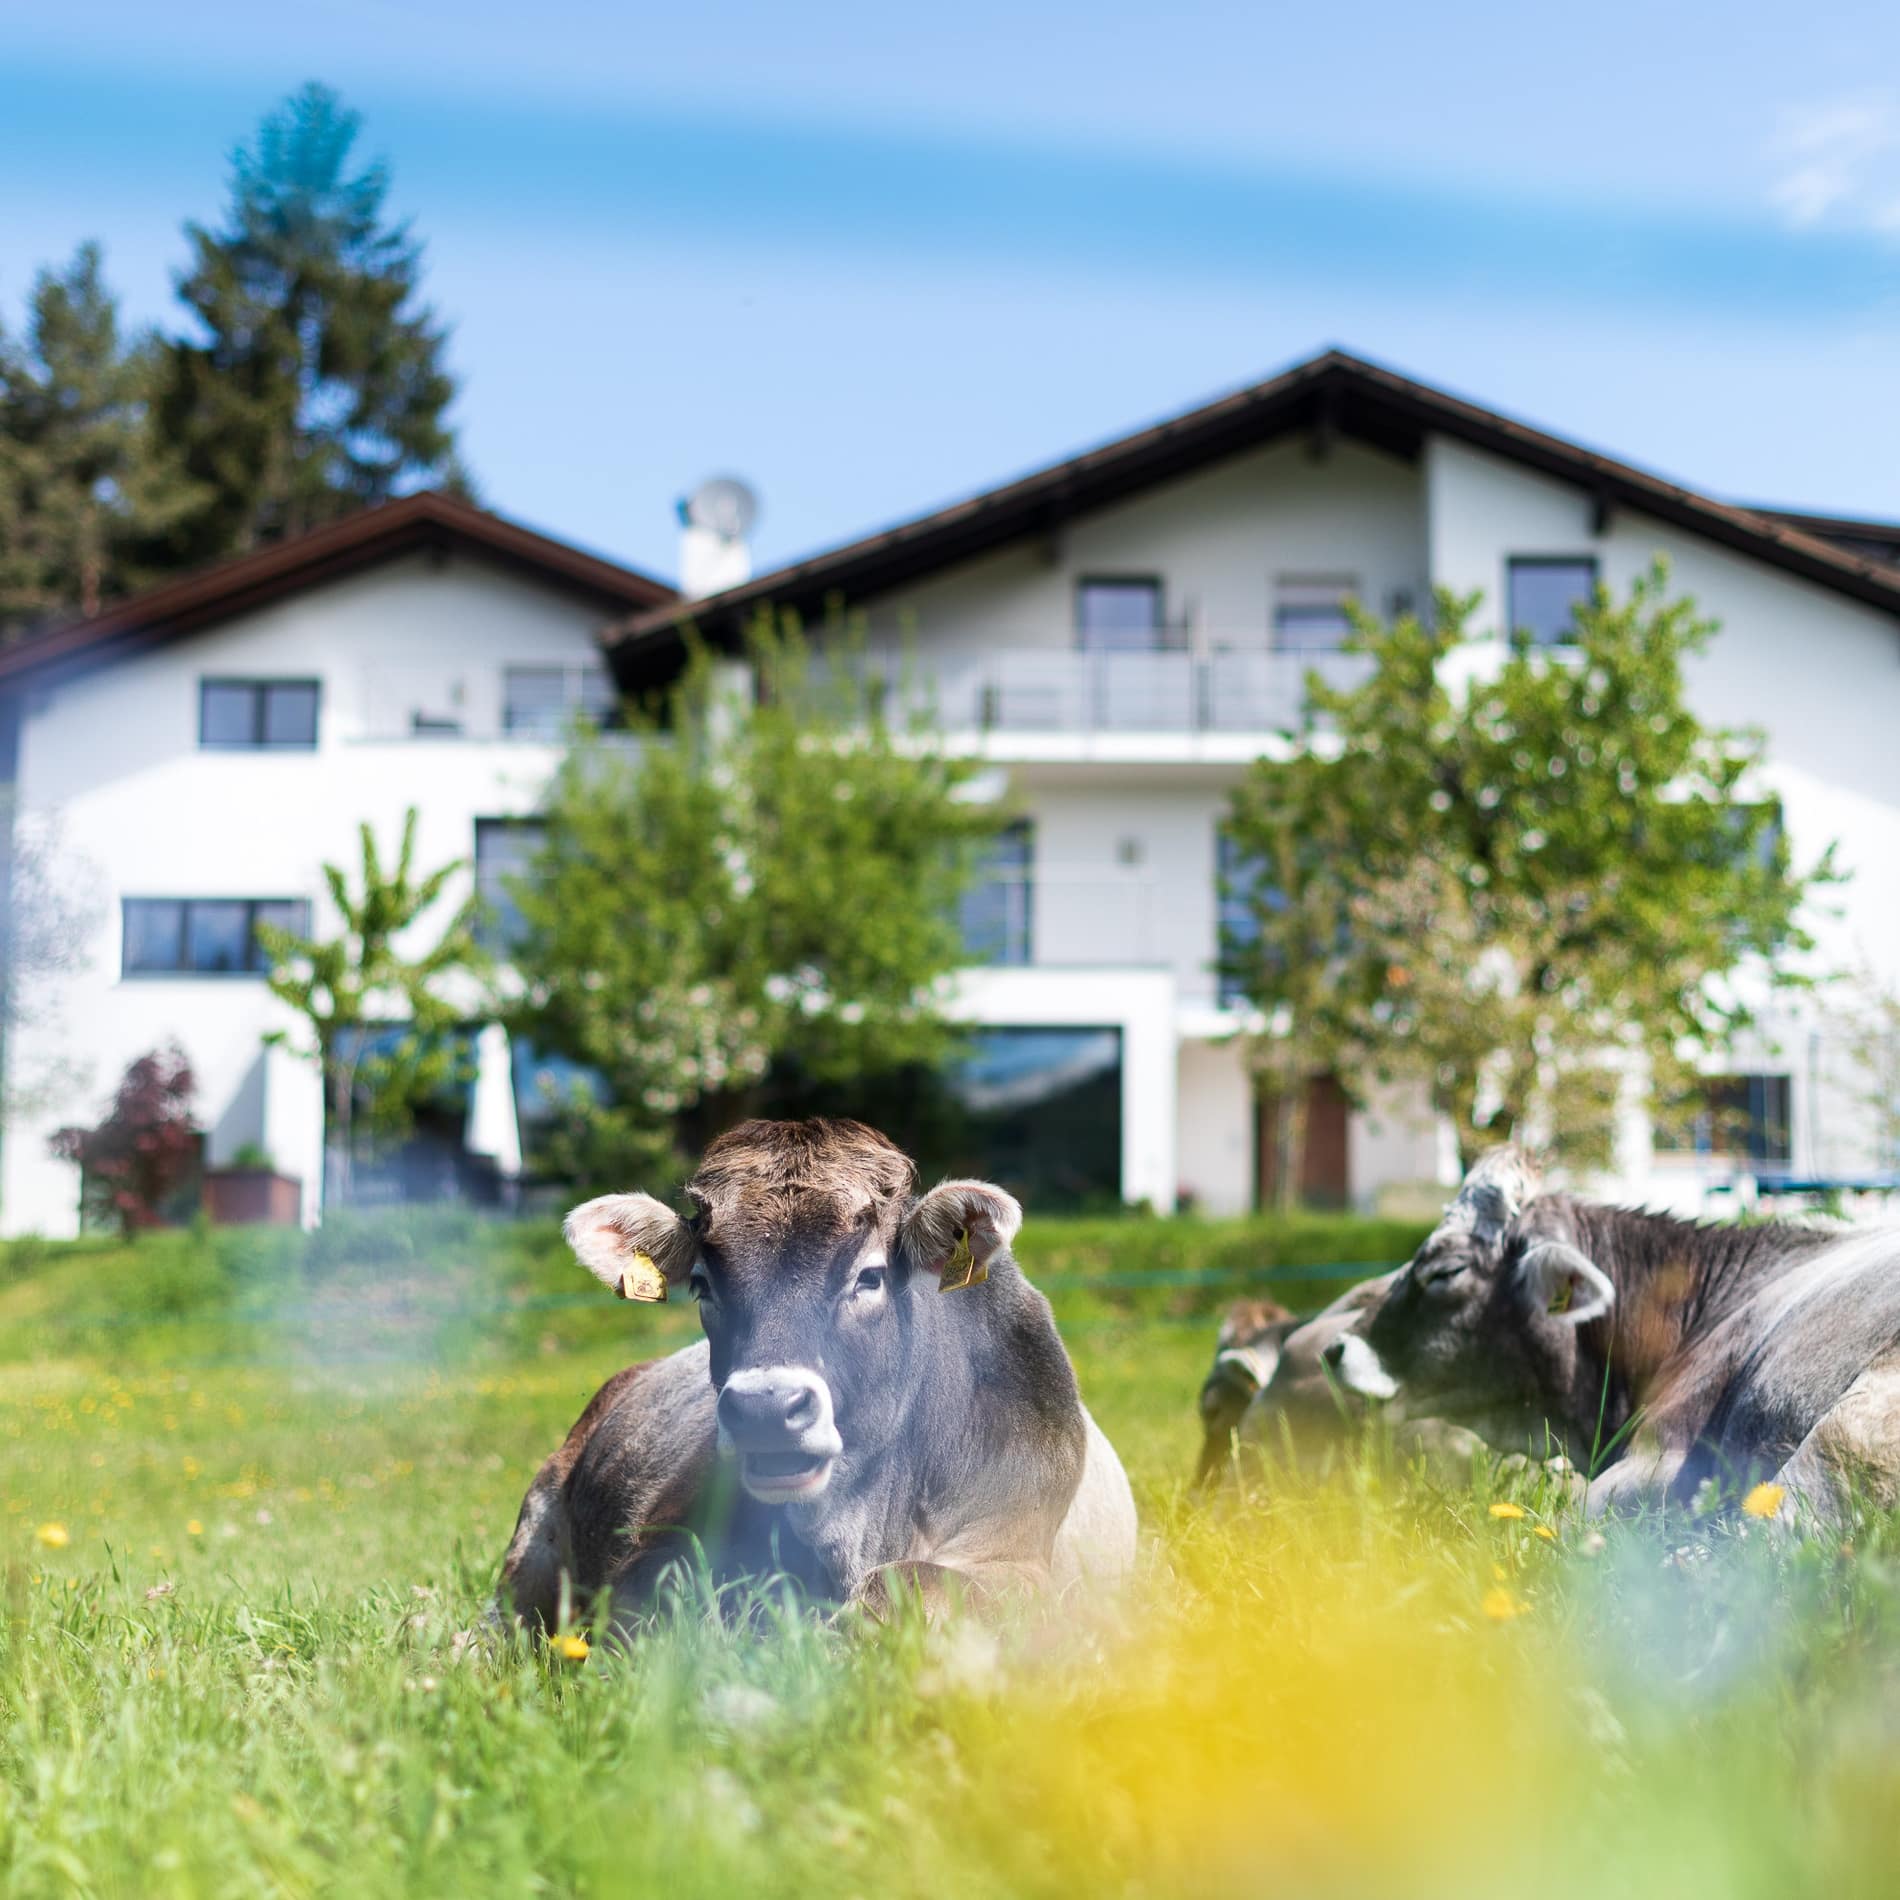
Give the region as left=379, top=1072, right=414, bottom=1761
left=1434, top=1145, right=1539, bottom=1250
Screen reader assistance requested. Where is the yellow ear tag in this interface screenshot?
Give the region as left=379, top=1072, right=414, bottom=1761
left=616, top=1251, right=668, bottom=1304
left=939, top=1228, right=988, bottom=1293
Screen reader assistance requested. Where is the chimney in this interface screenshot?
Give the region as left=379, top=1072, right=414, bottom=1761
left=677, top=477, right=759, bottom=599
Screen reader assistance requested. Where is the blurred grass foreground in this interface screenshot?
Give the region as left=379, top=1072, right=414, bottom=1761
left=4, top=1210, right=1900, bottom=1898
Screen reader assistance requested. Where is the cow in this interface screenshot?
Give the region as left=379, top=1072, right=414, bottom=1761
left=1194, top=1298, right=1296, bottom=1486
left=496, top=1118, right=1136, bottom=1632
left=1255, top=1145, right=1900, bottom=1525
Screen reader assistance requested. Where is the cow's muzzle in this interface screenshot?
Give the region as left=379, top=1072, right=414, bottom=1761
left=1322, top=1334, right=1400, bottom=1402
left=717, top=1366, right=844, bottom=1503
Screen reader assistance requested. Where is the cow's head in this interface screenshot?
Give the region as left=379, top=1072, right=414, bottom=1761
left=1320, top=1147, right=1617, bottom=1452
left=1233, top=1271, right=1404, bottom=1455
left=563, top=1118, right=1021, bottom=1520
left=1195, top=1298, right=1295, bottom=1486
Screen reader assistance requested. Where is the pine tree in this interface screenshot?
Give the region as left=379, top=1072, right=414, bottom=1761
left=150, top=82, right=461, bottom=563
left=0, top=244, right=184, bottom=638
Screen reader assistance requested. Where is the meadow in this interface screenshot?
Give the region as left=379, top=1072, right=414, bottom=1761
left=3, top=1207, right=1898, bottom=1899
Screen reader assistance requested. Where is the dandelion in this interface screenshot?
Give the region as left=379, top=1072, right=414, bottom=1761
left=1482, top=1585, right=1527, bottom=1622
left=1488, top=1501, right=1527, bottom=1520
left=186, top=1519, right=204, bottom=1538
left=1534, top=1525, right=1558, bottom=1543
left=1743, top=1481, right=1785, bottom=1519
left=35, top=1522, right=70, bottom=1549
left=554, top=1633, right=590, bottom=1662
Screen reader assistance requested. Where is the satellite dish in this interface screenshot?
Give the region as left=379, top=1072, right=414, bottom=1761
left=678, top=476, right=760, bottom=542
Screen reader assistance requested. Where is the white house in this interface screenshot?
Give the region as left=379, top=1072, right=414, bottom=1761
left=3, top=350, right=1899, bottom=1235
left=609, top=351, right=1900, bottom=1218
left=0, top=493, right=673, bottom=1234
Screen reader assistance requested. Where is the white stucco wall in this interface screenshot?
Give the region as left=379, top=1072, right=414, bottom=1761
left=2, top=552, right=614, bottom=1236
left=863, top=435, right=1427, bottom=661
left=1176, top=1035, right=1255, bottom=1215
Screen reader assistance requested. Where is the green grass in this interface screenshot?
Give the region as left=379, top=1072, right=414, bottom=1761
left=3, top=1212, right=1899, bottom=1898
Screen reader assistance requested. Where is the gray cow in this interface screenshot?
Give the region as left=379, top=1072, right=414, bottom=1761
left=1257, top=1145, right=1900, bottom=1524
left=498, top=1117, right=1136, bottom=1630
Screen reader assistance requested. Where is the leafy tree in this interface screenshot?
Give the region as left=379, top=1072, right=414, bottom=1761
left=257, top=808, right=483, bottom=1206
left=0, top=244, right=191, bottom=637
left=0, top=799, right=105, bottom=1126
left=149, top=82, right=462, bottom=565
left=507, top=625, right=1003, bottom=1187
left=49, top=1044, right=199, bottom=1236
left=1223, top=567, right=1832, bottom=1182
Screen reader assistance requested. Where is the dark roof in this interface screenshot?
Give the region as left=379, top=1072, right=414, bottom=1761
left=608, top=348, right=1900, bottom=686
left=0, top=490, right=674, bottom=688
left=1750, top=508, right=1900, bottom=572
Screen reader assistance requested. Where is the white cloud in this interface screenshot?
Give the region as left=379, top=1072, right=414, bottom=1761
left=1769, top=95, right=1900, bottom=233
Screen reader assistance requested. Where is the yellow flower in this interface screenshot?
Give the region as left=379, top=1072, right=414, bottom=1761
left=1533, top=1525, right=1558, bottom=1543
left=1742, top=1482, right=1786, bottom=1520
left=34, top=1522, right=70, bottom=1549
left=554, top=1634, right=590, bottom=1662
left=1481, top=1585, right=1527, bottom=1621
left=186, top=1520, right=204, bottom=1538
left=1488, top=1501, right=1527, bottom=1520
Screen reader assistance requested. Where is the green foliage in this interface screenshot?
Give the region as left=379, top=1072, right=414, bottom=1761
left=507, top=622, right=1003, bottom=1188
left=258, top=808, right=484, bottom=1205
left=1225, top=567, right=1833, bottom=1169
left=0, top=244, right=192, bottom=637
left=147, top=82, right=461, bottom=565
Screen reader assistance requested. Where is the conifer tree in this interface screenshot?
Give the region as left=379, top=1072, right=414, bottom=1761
left=150, top=82, right=461, bottom=563
left=0, top=244, right=184, bottom=638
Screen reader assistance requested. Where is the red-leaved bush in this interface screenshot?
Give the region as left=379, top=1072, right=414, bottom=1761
left=50, top=1044, right=200, bottom=1236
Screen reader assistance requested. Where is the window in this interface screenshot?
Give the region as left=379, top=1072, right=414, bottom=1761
left=475, top=820, right=547, bottom=952
left=945, top=1027, right=1122, bottom=1210
left=1272, top=576, right=1358, bottom=655
left=199, top=680, right=320, bottom=749
left=1076, top=578, right=1164, bottom=653
left=1215, top=828, right=1273, bottom=1006
left=1506, top=557, right=1598, bottom=648
left=122, top=898, right=309, bottom=976
left=959, top=821, right=1032, bottom=966
left=1655, top=1074, right=1793, bottom=1167
left=502, top=665, right=619, bottom=738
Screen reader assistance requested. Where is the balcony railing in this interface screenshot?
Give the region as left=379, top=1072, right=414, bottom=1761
left=838, top=647, right=1374, bottom=736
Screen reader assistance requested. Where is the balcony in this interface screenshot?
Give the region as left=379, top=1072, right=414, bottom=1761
left=844, top=645, right=1373, bottom=737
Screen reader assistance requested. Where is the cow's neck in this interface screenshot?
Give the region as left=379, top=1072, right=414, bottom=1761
left=1556, top=1199, right=1833, bottom=1414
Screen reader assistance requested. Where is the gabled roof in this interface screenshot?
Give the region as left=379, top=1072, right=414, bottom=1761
left=0, top=490, right=674, bottom=688
left=607, top=348, right=1900, bottom=686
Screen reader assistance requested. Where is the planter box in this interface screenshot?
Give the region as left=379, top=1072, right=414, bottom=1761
left=202, top=1169, right=303, bottom=1226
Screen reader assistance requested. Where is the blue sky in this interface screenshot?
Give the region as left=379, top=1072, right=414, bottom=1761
left=5, top=2, right=1900, bottom=577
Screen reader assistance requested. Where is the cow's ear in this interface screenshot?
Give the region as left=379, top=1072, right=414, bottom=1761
left=1517, top=1241, right=1614, bottom=1326
left=563, top=1193, right=697, bottom=1303
left=901, top=1180, right=1023, bottom=1292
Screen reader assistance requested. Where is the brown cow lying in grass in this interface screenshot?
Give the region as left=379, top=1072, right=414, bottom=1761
left=1242, top=1146, right=1900, bottom=1526
left=497, top=1118, right=1136, bottom=1631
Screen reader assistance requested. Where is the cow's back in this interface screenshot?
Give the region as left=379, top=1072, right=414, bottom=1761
left=1694, top=1225, right=1900, bottom=1476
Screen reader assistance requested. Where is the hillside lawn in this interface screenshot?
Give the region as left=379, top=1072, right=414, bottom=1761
left=3, top=1207, right=1899, bottom=1898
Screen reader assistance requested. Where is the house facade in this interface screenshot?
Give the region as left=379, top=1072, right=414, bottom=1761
left=613, top=352, right=1900, bottom=1218
left=3, top=352, right=1899, bottom=1234
left=0, top=495, right=672, bottom=1235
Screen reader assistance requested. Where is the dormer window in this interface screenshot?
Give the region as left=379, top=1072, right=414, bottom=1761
left=200, top=679, right=320, bottom=749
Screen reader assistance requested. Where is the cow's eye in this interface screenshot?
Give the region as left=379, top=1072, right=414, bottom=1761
left=688, top=1268, right=714, bottom=1303
left=851, top=1267, right=887, bottom=1301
